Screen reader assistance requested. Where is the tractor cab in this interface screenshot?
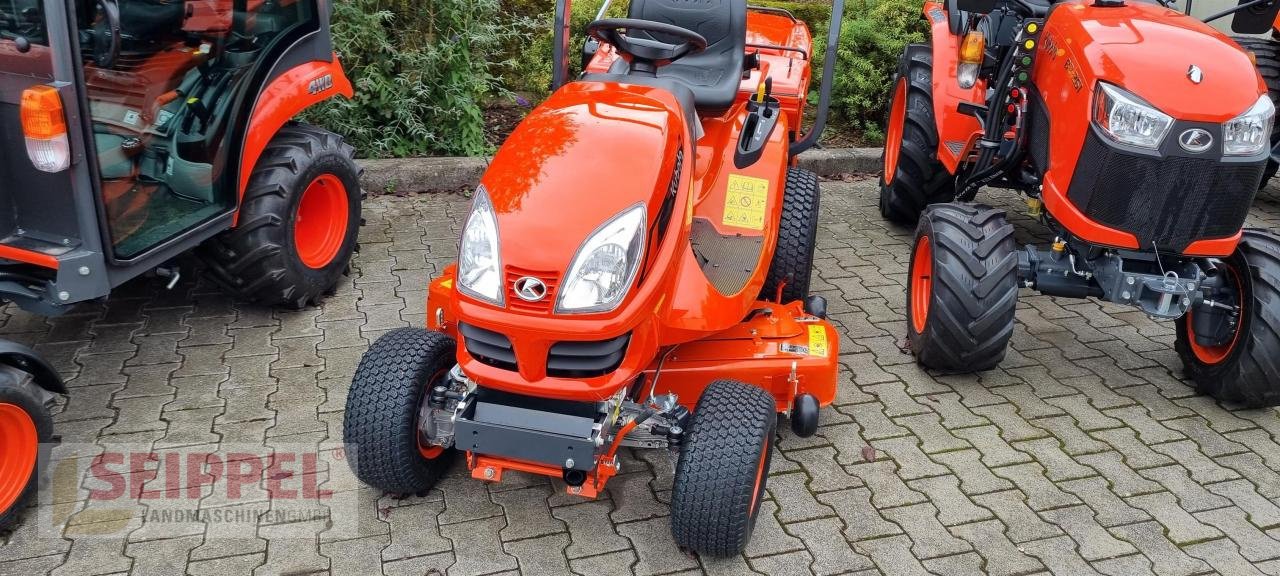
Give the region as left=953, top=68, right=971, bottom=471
left=0, top=0, right=358, bottom=314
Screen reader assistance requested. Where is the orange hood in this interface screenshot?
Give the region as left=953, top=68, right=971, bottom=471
left=1049, top=0, right=1266, bottom=122
left=478, top=82, right=685, bottom=276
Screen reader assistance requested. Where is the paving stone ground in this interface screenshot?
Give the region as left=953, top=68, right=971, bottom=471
left=1, top=179, right=1279, bottom=576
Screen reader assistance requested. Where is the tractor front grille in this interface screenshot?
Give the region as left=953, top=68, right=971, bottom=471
left=547, top=333, right=631, bottom=378
left=505, top=266, right=559, bottom=314
left=459, top=322, right=517, bottom=371
left=1065, top=131, right=1262, bottom=253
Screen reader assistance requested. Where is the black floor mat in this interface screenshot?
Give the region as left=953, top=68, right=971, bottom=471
left=112, top=184, right=224, bottom=258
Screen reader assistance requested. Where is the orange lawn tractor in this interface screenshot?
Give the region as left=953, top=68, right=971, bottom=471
left=880, top=0, right=1280, bottom=407
left=0, top=0, right=358, bottom=533
left=0, top=0, right=361, bottom=316
left=344, top=0, right=846, bottom=556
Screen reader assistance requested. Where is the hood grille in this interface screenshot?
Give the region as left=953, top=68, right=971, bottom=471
left=505, top=266, right=560, bottom=314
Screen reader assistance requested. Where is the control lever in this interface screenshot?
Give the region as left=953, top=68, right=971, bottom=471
left=734, top=77, right=780, bottom=169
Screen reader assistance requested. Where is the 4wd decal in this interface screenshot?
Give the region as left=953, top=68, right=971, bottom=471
left=308, top=74, right=334, bottom=95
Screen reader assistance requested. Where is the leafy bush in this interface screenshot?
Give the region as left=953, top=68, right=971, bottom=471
left=816, top=0, right=929, bottom=143
left=312, top=0, right=928, bottom=157
left=305, top=0, right=536, bottom=158
left=499, top=0, right=623, bottom=99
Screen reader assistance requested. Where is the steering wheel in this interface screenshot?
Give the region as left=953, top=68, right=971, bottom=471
left=585, top=18, right=708, bottom=74
left=81, top=0, right=121, bottom=69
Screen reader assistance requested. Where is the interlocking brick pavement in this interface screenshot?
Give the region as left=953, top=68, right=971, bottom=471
left=1, top=180, right=1279, bottom=575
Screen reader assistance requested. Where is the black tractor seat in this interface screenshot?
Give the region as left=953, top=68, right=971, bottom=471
left=597, top=0, right=747, bottom=111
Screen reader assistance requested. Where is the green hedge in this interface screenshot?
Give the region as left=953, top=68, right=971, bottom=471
left=309, top=0, right=927, bottom=156
left=304, top=0, right=536, bottom=157
left=824, top=0, right=928, bottom=143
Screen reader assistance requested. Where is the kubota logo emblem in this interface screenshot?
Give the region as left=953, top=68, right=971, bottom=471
left=1178, top=128, right=1213, bottom=153
left=514, top=276, right=548, bottom=302
left=1188, top=65, right=1203, bottom=84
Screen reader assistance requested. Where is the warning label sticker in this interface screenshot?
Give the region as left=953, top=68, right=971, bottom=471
left=723, top=174, right=769, bottom=230
left=807, top=325, right=829, bottom=358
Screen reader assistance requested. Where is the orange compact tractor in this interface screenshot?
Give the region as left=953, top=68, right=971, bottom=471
left=1, top=0, right=356, bottom=532
left=345, top=0, right=845, bottom=556
left=880, top=0, right=1280, bottom=406
left=0, top=0, right=360, bottom=316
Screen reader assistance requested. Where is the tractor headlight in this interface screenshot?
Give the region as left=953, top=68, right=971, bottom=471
left=557, top=204, right=646, bottom=314
left=1223, top=95, right=1274, bottom=156
left=1093, top=83, right=1173, bottom=150
left=458, top=185, right=503, bottom=306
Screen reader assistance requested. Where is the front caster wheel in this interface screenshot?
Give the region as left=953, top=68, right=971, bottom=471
left=907, top=203, right=1019, bottom=372
left=670, top=380, right=776, bottom=557
left=343, top=328, right=457, bottom=495
left=1176, top=230, right=1280, bottom=408
left=0, top=371, right=53, bottom=532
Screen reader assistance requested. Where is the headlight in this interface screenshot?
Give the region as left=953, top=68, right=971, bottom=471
left=458, top=185, right=503, bottom=306
left=1223, top=94, right=1275, bottom=156
left=1093, top=83, right=1173, bottom=150
left=557, top=204, right=646, bottom=314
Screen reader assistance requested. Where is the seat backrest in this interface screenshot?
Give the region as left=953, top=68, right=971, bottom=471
left=627, top=0, right=745, bottom=63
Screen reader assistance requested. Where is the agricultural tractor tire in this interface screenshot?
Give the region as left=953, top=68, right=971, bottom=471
left=344, top=328, right=457, bottom=495
left=670, top=379, right=776, bottom=557
left=880, top=44, right=953, bottom=225
left=1176, top=229, right=1280, bottom=408
left=0, top=370, right=53, bottom=533
left=761, top=167, right=821, bottom=304
left=907, top=203, right=1019, bottom=372
left=200, top=122, right=362, bottom=309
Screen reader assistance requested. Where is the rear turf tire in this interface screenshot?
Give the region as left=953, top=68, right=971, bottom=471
left=0, top=371, right=52, bottom=533
left=1233, top=37, right=1280, bottom=188
left=344, top=328, right=456, bottom=495
left=760, top=168, right=820, bottom=303
left=880, top=44, right=953, bottom=225
left=1176, top=230, right=1280, bottom=408
left=670, top=380, right=776, bottom=557
left=200, top=122, right=362, bottom=309
left=907, top=203, right=1018, bottom=372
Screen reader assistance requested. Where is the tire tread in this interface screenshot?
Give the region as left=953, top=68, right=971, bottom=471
left=670, top=380, right=776, bottom=557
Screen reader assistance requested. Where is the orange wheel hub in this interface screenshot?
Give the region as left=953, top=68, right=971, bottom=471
left=294, top=174, right=349, bottom=269
left=910, top=235, right=933, bottom=334
left=1188, top=266, right=1244, bottom=365
left=883, top=78, right=907, bottom=186
left=0, top=403, right=38, bottom=515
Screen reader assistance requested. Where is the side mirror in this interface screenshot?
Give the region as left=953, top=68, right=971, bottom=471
left=1231, top=0, right=1280, bottom=34
left=954, top=0, right=999, bottom=13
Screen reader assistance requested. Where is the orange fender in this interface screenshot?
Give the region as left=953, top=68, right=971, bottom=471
left=237, top=57, right=353, bottom=221
left=924, top=1, right=986, bottom=173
